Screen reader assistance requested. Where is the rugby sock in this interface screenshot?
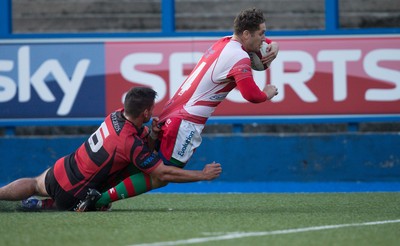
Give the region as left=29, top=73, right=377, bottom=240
left=41, top=198, right=55, bottom=209
left=95, top=173, right=152, bottom=207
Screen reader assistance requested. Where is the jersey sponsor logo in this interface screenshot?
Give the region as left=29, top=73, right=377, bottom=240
left=236, top=63, right=251, bottom=73
left=110, top=112, right=123, bottom=135
left=140, top=153, right=158, bottom=169
left=178, top=130, right=195, bottom=157
left=209, top=93, right=228, bottom=101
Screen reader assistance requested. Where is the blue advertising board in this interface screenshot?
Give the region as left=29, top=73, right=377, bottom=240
left=0, top=43, right=105, bottom=118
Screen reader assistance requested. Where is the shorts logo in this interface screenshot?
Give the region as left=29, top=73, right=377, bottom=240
left=178, top=130, right=195, bottom=157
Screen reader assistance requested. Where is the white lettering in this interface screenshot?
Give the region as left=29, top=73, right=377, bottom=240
left=29, top=59, right=89, bottom=115
left=0, top=60, right=16, bottom=102
left=29, top=60, right=57, bottom=102
left=364, top=49, right=400, bottom=101
left=18, top=46, right=31, bottom=102
left=271, top=51, right=317, bottom=102
left=120, top=53, right=166, bottom=103
left=318, top=50, right=361, bottom=101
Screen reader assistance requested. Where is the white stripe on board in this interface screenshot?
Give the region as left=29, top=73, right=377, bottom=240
left=128, top=219, right=400, bottom=246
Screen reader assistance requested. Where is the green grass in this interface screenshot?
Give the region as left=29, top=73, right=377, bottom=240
left=1, top=193, right=399, bottom=246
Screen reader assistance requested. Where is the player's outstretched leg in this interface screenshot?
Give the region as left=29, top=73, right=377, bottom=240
left=95, top=172, right=153, bottom=209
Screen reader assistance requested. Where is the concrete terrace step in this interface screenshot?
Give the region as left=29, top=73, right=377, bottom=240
left=11, top=0, right=400, bottom=33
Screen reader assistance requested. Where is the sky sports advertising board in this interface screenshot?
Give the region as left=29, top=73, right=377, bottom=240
left=0, top=36, right=399, bottom=119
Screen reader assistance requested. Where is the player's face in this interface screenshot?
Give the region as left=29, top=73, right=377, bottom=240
left=248, top=23, right=266, bottom=52
left=143, top=103, right=155, bottom=123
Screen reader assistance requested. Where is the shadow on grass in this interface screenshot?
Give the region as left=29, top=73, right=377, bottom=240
left=0, top=201, right=23, bottom=212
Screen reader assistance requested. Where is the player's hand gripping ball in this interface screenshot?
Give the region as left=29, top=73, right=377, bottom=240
left=249, top=41, right=269, bottom=71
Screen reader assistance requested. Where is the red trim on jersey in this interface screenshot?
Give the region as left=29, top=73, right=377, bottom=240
left=123, top=178, right=136, bottom=196
left=216, top=81, right=237, bottom=93
left=227, top=58, right=253, bottom=82
left=194, top=100, right=221, bottom=107
left=144, top=174, right=152, bottom=190
left=226, top=57, right=267, bottom=103
left=159, top=109, right=208, bottom=124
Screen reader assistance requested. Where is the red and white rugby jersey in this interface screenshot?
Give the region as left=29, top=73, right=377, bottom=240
left=159, top=36, right=270, bottom=124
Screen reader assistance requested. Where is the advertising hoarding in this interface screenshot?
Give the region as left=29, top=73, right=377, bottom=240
left=1, top=36, right=399, bottom=119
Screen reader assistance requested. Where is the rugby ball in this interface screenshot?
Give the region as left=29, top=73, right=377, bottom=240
left=249, top=42, right=269, bottom=71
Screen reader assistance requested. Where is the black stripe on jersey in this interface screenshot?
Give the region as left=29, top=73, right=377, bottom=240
left=70, top=149, right=117, bottom=199
left=84, top=140, right=110, bottom=167
left=64, top=153, right=85, bottom=186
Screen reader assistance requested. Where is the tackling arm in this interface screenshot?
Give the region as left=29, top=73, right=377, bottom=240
left=150, top=161, right=222, bottom=183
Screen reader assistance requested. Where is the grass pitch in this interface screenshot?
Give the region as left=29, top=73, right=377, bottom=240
left=1, top=192, right=399, bottom=246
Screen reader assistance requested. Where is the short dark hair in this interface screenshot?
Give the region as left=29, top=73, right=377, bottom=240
left=233, top=8, right=265, bottom=35
left=124, top=87, right=157, bottom=118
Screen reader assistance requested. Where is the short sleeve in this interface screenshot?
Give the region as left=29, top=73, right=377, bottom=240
left=130, top=136, right=162, bottom=173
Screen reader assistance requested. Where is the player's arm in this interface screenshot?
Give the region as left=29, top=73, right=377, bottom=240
left=132, top=145, right=222, bottom=184
left=231, top=60, right=278, bottom=102
left=236, top=77, right=267, bottom=103
left=150, top=161, right=222, bottom=183
left=236, top=77, right=278, bottom=101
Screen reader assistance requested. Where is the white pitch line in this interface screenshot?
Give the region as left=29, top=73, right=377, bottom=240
left=128, top=219, right=400, bottom=246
